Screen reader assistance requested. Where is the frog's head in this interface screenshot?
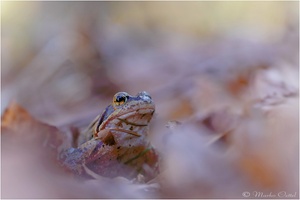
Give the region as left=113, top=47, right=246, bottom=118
left=94, top=91, right=155, bottom=145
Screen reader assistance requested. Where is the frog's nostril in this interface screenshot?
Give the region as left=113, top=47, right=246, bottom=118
left=138, top=91, right=151, bottom=97
left=137, top=91, right=152, bottom=102
left=144, top=96, right=152, bottom=102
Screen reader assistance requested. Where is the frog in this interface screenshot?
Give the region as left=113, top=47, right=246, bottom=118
left=60, top=91, right=159, bottom=181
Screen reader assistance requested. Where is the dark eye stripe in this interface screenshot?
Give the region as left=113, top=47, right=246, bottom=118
left=96, top=114, right=105, bottom=133
left=96, top=105, right=114, bottom=132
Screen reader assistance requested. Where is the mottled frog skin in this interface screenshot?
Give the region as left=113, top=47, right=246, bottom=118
left=60, top=91, right=159, bottom=181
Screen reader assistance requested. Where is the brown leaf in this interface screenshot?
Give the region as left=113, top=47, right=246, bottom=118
left=1, top=101, right=64, bottom=155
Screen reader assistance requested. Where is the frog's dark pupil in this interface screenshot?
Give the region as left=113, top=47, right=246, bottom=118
left=116, top=95, right=126, bottom=103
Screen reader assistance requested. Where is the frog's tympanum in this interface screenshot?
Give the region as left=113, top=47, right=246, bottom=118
left=60, top=91, right=159, bottom=181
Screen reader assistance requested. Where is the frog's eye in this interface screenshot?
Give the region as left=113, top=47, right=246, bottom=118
left=113, top=92, right=128, bottom=106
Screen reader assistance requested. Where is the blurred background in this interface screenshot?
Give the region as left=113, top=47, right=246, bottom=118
left=1, top=1, right=299, bottom=198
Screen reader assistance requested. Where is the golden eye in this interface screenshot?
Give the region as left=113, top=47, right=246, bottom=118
left=113, top=92, right=128, bottom=106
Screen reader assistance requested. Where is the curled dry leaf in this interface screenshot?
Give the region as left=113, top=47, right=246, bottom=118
left=1, top=101, right=65, bottom=155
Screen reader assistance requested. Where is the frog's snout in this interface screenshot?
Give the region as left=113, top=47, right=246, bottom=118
left=137, top=91, right=153, bottom=104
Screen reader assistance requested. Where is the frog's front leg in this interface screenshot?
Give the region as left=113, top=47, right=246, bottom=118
left=59, top=139, right=98, bottom=175
left=59, top=129, right=114, bottom=176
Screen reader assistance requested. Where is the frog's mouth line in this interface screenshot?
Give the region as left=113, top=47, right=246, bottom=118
left=117, top=118, right=148, bottom=127
left=109, top=128, right=142, bottom=137
left=99, top=107, right=154, bottom=135
left=106, top=107, right=154, bottom=137
left=115, top=107, right=154, bottom=121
